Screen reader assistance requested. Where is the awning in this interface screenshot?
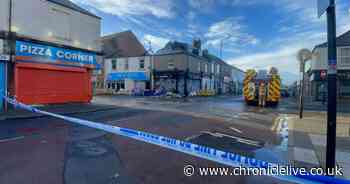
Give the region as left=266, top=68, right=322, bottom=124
left=107, top=72, right=149, bottom=81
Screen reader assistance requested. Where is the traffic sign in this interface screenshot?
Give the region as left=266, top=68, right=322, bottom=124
left=318, top=0, right=330, bottom=18
left=0, top=54, right=10, bottom=61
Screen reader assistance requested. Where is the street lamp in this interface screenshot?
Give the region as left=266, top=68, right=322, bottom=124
left=297, top=48, right=312, bottom=119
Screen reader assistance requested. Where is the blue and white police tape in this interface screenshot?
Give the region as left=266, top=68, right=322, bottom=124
left=3, top=96, right=350, bottom=184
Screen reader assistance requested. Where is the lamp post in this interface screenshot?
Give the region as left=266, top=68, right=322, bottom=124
left=297, top=49, right=312, bottom=119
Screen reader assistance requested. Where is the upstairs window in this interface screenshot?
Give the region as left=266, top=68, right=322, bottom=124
left=124, top=60, right=129, bottom=70
left=340, top=48, right=350, bottom=65
left=112, top=59, right=117, bottom=70
left=168, top=60, right=175, bottom=69
left=139, top=59, right=145, bottom=69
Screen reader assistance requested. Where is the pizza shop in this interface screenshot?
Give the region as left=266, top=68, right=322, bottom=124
left=13, top=40, right=99, bottom=104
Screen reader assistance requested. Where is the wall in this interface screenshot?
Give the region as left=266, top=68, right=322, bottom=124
left=153, top=54, right=187, bottom=71
left=104, top=56, right=151, bottom=79
left=0, top=0, right=101, bottom=52
left=0, top=0, right=9, bottom=32
left=312, top=47, right=350, bottom=71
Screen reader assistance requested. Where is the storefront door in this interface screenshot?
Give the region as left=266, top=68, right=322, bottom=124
left=15, top=62, right=92, bottom=104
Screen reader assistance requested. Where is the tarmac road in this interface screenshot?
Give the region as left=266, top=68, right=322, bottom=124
left=0, top=96, right=295, bottom=184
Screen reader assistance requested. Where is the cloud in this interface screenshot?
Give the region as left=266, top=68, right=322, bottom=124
left=143, top=34, right=169, bottom=51
left=188, top=0, right=215, bottom=13
left=204, top=17, right=258, bottom=53
left=229, top=46, right=300, bottom=70
left=72, top=0, right=175, bottom=18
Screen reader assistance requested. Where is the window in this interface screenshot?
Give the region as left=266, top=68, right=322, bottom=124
left=340, top=48, right=350, bottom=65
left=124, top=60, right=129, bottom=70
left=216, top=64, right=220, bottom=74
left=168, top=60, right=175, bottom=69
left=198, top=62, right=201, bottom=72
left=211, top=63, right=215, bottom=73
left=204, top=63, right=208, bottom=73
left=139, top=59, right=145, bottom=69
left=112, top=59, right=117, bottom=70
left=50, top=8, right=71, bottom=41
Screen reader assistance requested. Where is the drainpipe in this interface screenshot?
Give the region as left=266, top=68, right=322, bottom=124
left=150, top=55, right=155, bottom=91
left=184, top=54, right=189, bottom=97
left=4, top=0, right=13, bottom=111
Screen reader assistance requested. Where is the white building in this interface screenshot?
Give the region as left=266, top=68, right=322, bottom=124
left=0, top=0, right=101, bottom=105
left=104, top=56, right=152, bottom=95
left=310, top=30, right=350, bottom=100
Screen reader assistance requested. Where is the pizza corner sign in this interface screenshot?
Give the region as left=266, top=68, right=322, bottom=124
left=15, top=41, right=97, bottom=68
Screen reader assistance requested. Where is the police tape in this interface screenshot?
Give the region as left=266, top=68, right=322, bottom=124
left=3, top=96, right=350, bottom=184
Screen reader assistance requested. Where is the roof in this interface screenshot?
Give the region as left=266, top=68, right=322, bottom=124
left=101, top=31, right=147, bottom=58
left=47, top=0, right=100, bottom=19
left=314, top=30, right=350, bottom=50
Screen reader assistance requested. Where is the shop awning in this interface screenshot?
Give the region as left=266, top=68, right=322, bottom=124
left=107, top=72, right=149, bottom=81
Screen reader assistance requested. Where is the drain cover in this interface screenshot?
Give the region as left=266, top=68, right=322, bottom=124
left=75, top=141, right=108, bottom=156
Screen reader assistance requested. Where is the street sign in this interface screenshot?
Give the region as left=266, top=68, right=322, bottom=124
left=0, top=54, right=10, bottom=61
left=318, top=0, right=330, bottom=18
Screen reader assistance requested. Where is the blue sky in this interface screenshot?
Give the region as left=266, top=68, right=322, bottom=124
left=72, top=0, right=350, bottom=83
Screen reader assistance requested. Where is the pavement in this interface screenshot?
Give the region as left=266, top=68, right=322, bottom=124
left=0, top=103, right=118, bottom=121
left=279, top=113, right=350, bottom=180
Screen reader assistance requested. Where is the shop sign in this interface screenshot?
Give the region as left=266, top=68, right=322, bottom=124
left=15, top=41, right=97, bottom=68
left=107, top=72, right=149, bottom=81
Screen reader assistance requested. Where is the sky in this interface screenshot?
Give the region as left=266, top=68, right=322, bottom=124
left=72, top=0, right=350, bottom=84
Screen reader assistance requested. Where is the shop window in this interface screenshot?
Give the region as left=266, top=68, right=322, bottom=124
left=117, top=80, right=125, bottom=90
left=112, top=59, right=117, bottom=70
left=139, top=60, right=145, bottom=69
left=107, top=83, right=111, bottom=89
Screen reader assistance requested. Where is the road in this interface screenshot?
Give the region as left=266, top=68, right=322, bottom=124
left=0, top=95, right=296, bottom=184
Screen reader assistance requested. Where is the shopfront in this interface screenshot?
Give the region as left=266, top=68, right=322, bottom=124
left=106, top=72, right=149, bottom=94
left=311, top=70, right=350, bottom=100
left=14, top=40, right=98, bottom=104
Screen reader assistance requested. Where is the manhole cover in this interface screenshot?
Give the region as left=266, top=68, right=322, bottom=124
left=75, top=141, right=108, bottom=156
left=83, top=147, right=108, bottom=156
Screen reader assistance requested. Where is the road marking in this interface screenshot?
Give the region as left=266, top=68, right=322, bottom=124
left=293, top=147, right=319, bottom=165
left=0, top=136, right=25, bottom=143
left=201, top=131, right=262, bottom=147
left=230, top=126, right=243, bottom=134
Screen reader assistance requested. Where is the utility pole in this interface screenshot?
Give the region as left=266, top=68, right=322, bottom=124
left=325, top=0, right=337, bottom=172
